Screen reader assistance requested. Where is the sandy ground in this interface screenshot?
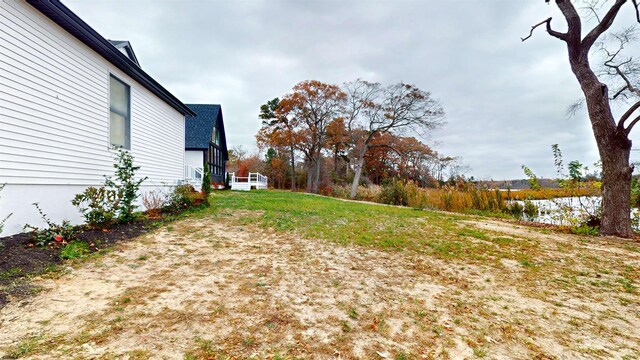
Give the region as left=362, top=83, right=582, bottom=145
left=0, top=212, right=638, bottom=359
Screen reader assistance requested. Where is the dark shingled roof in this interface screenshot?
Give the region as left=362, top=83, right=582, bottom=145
left=185, top=104, right=228, bottom=160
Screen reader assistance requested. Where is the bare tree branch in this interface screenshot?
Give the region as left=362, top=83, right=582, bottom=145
left=632, top=0, right=640, bottom=22
left=556, top=0, right=583, bottom=44
left=625, top=113, right=640, bottom=133
left=580, top=0, right=604, bottom=23
left=612, top=85, right=630, bottom=99
left=368, top=143, right=402, bottom=156
left=594, top=27, right=640, bottom=102
left=582, top=0, right=626, bottom=52
left=618, top=99, right=640, bottom=128
left=566, top=98, right=585, bottom=117
left=521, top=17, right=567, bottom=41
left=609, top=62, right=640, bottom=94
left=521, top=18, right=551, bottom=41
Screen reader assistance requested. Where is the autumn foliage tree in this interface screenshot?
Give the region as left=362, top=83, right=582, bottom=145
left=256, top=79, right=455, bottom=195
left=363, top=133, right=443, bottom=186
left=257, top=97, right=301, bottom=191
left=343, top=79, right=445, bottom=198
left=264, top=148, right=288, bottom=189
left=524, top=0, right=640, bottom=237
left=278, top=80, right=346, bottom=193
left=362, top=132, right=398, bottom=183
left=326, top=117, right=350, bottom=176
left=227, top=146, right=264, bottom=178
left=396, top=136, right=436, bottom=183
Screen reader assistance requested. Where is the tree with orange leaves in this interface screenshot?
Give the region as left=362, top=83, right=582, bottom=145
left=264, top=147, right=287, bottom=189
left=325, top=117, right=350, bottom=176
left=396, top=136, right=435, bottom=183
left=343, top=80, right=445, bottom=198
left=363, top=133, right=436, bottom=186
left=257, top=97, right=302, bottom=191
left=278, top=80, right=346, bottom=193
left=363, top=132, right=399, bottom=183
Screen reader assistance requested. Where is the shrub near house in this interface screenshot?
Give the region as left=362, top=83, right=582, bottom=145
left=19, top=151, right=208, bottom=250
left=73, top=150, right=146, bottom=229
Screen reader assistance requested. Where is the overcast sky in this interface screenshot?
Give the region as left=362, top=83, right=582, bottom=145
left=64, top=0, right=640, bottom=180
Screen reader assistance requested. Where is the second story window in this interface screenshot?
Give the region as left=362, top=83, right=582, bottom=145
left=212, top=127, right=218, bottom=146
left=110, top=75, right=130, bottom=149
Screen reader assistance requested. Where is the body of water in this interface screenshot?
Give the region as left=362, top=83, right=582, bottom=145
left=512, top=196, right=639, bottom=229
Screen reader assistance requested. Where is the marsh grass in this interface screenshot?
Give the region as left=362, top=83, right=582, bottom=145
left=324, top=181, right=600, bottom=218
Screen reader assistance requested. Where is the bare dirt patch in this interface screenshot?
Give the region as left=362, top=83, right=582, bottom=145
left=0, top=214, right=638, bottom=359
left=0, top=219, right=161, bottom=309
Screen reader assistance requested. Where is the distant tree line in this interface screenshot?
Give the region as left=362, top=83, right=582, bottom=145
left=237, top=79, right=467, bottom=195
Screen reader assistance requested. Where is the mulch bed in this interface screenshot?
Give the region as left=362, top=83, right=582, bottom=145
left=0, top=218, right=164, bottom=310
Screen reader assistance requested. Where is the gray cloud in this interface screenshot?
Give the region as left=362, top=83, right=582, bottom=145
left=64, top=0, right=640, bottom=180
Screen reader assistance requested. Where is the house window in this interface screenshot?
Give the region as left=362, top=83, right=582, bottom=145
left=212, top=127, right=218, bottom=146
left=110, top=75, right=130, bottom=149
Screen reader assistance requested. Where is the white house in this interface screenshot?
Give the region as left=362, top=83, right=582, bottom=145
left=0, top=0, right=196, bottom=236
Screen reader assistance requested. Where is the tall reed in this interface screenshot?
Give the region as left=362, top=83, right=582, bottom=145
left=327, top=180, right=601, bottom=215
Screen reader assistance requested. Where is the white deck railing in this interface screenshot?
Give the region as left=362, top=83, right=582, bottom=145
left=183, top=165, right=204, bottom=191
left=184, top=165, right=203, bottom=180
left=230, top=172, right=268, bottom=191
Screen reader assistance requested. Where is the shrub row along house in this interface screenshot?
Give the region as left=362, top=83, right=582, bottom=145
left=0, top=0, right=227, bottom=236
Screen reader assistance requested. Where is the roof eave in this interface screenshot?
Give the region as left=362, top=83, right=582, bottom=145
left=26, top=0, right=196, bottom=117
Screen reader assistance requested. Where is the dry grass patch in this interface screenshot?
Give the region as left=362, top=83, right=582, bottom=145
left=0, top=191, right=638, bottom=359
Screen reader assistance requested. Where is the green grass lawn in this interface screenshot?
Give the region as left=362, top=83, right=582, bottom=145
left=207, top=190, right=640, bottom=290
left=208, top=190, right=463, bottom=248
left=198, top=190, right=639, bottom=358
left=206, top=190, right=552, bottom=265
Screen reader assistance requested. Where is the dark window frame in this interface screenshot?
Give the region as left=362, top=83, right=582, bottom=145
left=208, top=141, right=224, bottom=176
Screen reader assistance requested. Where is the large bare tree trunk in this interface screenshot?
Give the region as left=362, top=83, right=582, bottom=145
left=350, top=158, right=364, bottom=199
left=572, top=62, right=634, bottom=237
left=525, top=0, right=636, bottom=237
left=600, top=143, right=633, bottom=236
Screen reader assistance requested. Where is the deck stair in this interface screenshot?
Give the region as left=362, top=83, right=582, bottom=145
left=183, top=165, right=203, bottom=191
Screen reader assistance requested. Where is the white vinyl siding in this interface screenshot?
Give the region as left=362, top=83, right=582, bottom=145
left=0, top=0, right=186, bottom=187
left=185, top=150, right=204, bottom=169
